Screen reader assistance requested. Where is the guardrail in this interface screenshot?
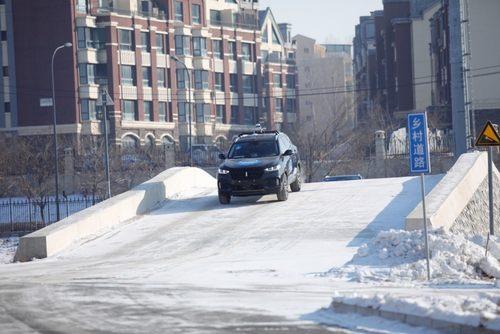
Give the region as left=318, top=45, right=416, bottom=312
left=0, top=197, right=103, bottom=233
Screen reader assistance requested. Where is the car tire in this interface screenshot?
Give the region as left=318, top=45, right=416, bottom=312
left=290, top=168, right=302, bottom=193
left=219, top=191, right=231, bottom=205
left=277, top=175, right=289, bottom=201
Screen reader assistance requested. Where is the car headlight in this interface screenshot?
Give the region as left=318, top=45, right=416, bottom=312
left=218, top=168, right=230, bottom=175
left=264, top=165, right=280, bottom=172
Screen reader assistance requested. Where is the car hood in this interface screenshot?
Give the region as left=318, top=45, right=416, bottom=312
left=221, top=156, right=281, bottom=169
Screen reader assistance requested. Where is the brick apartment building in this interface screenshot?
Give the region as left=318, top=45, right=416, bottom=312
left=353, top=0, right=441, bottom=127
left=354, top=0, right=500, bottom=147
left=0, top=0, right=298, bottom=153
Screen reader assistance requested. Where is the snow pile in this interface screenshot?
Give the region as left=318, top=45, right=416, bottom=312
left=327, top=229, right=500, bottom=283
left=332, top=292, right=500, bottom=329
left=0, top=236, right=19, bottom=264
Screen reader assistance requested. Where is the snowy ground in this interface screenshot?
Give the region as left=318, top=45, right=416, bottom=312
left=0, top=236, right=18, bottom=264
left=324, top=229, right=500, bottom=331
left=1, top=175, right=478, bottom=333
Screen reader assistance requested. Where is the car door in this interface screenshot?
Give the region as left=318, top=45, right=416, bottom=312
left=284, top=135, right=299, bottom=178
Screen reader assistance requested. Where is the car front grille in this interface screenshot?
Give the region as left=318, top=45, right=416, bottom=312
left=230, top=168, right=264, bottom=180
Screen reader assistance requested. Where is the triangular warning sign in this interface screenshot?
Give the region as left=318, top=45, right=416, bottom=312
left=475, top=121, right=500, bottom=147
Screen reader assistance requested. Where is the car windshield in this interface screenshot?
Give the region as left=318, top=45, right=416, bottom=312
left=228, top=140, right=279, bottom=159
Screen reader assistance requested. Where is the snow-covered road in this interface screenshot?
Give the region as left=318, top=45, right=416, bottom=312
left=0, top=176, right=442, bottom=333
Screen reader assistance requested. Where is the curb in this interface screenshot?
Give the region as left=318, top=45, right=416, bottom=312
left=330, top=302, right=497, bottom=334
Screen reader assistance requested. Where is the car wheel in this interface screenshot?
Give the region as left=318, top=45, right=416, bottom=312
left=277, top=175, right=289, bottom=201
left=219, top=191, right=231, bottom=205
left=290, top=169, right=302, bottom=192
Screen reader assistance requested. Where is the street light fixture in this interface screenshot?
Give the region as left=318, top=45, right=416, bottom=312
left=50, top=42, right=72, bottom=221
left=170, top=55, right=193, bottom=167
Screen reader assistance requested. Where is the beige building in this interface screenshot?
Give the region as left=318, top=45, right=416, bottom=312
left=293, top=35, right=354, bottom=137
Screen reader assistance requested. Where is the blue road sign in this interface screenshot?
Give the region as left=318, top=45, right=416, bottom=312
left=408, top=113, right=431, bottom=174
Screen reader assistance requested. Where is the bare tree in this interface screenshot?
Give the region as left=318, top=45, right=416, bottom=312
left=11, top=137, right=55, bottom=225
left=75, top=135, right=108, bottom=204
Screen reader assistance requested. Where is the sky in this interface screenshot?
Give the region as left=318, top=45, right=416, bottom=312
left=259, top=0, right=382, bottom=44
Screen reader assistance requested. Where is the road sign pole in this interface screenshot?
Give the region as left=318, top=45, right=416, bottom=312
left=420, top=173, right=431, bottom=281
left=488, top=146, right=494, bottom=236
left=408, top=113, right=432, bottom=281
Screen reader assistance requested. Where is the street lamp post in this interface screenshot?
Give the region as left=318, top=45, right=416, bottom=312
left=171, top=55, right=193, bottom=167
left=50, top=42, right=72, bottom=221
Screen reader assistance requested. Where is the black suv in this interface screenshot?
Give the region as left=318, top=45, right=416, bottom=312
left=217, top=131, right=302, bottom=204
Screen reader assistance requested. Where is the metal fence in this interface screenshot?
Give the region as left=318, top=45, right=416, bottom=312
left=0, top=196, right=103, bottom=233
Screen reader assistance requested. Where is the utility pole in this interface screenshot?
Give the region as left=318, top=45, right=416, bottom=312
left=449, top=0, right=468, bottom=156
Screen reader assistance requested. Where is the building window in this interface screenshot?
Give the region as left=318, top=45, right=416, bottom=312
left=122, top=100, right=138, bottom=121
left=286, top=74, right=295, bottom=88
left=242, top=42, right=252, bottom=62
left=79, top=63, right=96, bottom=85
left=119, top=29, right=133, bottom=51
left=192, top=4, right=201, bottom=25
left=178, top=102, right=188, bottom=122
left=156, top=34, right=166, bottom=54
left=142, top=67, right=152, bottom=87
left=194, top=70, right=209, bottom=90
left=77, top=27, right=105, bottom=49
left=227, top=41, right=237, bottom=60
left=76, top=0, right=87, bottom=13
left=143, top=101, right=153, bottom=121
left=261, top=50, right=269, bottom=62
left=229, top=74, right=238, bottom=92
left=243, top=75, right=255, bottom=94
left=175, top=1, right=183, bottom=21
left=80, top=99, right=98, bottom=121
left=230, top=105, right=239, bottom=124
left=145, top=135, right=155, bottom=149
left=122, top=135, right=139, bottom=150
left=157, top=68, right=166, bottom=87
left=140, top=32, right=150, bottom=52
left=2, top=66, right=8, bottom=77
left=210, top=10, right=221, bottom=25
left=175, top=35, right=191, bottom=55
left=216, top=105, right=225, bottom=123
left=195, top=103, right=211, bottom=123
left=212, top=40, right=223, bottom=59
left=273, top=73, right=282, bottom=88
left=215, top=72, right=224, bottom=91
left=272, top=26, right=281, bottom=44
left=244, top=107, right=256, bottom=125
left=192, top=37, right=207, bottom=57
left=286, top=99, right=296, bottom=113
left=176, top=69, right=189, bottom=89
left=275, top=98, right=282, bottom=113
left=159, top=102, right=168, bottom=122
left=262, top=27, right=268, bottom=43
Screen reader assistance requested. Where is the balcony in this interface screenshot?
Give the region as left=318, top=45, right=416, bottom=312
left=156, top=54, right=167, bottom=68
left=119, top=50, right=136, bottom=65
left=141, top=52, right=151, bottom=67
left=95, top=4, right=167, bottom=21
left=210, top=14, right=258, bottom=31
left=193, top=57, right=211, bottom=70
left=157, top=87, right=170, bottom=102
left=79, top=84, right=99, bottom=99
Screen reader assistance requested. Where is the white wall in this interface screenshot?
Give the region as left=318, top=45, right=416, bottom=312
left=467, top=0, right=500, bottom=111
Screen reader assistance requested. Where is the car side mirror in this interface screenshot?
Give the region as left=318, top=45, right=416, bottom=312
left=283, top=149, right=293, bottom=156
left=219, top=153, right=226, bottom=160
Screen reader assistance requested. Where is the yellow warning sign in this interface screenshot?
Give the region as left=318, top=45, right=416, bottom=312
left=475, top=121, right=500, bottom=147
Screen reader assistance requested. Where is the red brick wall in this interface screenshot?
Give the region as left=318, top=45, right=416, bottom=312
left=12, top=0, right=78, bottom=126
